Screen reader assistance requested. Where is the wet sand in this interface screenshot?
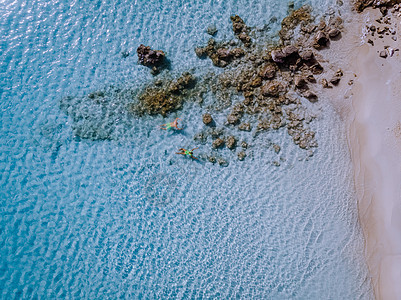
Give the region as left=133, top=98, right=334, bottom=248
left=323, top=5, right=401, bottom=299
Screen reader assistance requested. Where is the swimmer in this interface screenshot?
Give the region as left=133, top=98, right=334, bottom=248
left=160, top=118, right=182, bottom=130
left=176, top=147, right=198, bottom=160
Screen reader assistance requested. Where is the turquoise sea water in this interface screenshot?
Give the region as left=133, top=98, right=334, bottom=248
left=0, top=0, right=373, bottom=298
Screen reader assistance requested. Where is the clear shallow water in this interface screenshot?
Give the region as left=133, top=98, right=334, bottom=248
left=0, top=0, right=373, bottom=298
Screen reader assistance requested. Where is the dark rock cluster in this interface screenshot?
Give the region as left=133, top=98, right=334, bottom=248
left=195, top=39, right=245, bottom=67
left=279, top=6, right=313, bottom=43
left=190, top=6, right=345, bottom=153
left=137, top=44, right=167, bottom=75
left=354, top=0, right=401, bottom=12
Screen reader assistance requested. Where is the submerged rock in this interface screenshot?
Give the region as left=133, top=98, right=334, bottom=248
left=212, top=138, right=225, bottom=149
left=202, top=113, right=214, bottom=125
left=218, top=157, right=229, bottom=166
left=226, top=136, right=237, bottom=149
left=227, top=112, right=241, bottom=125
left=195, top=39, right=245, bottom=68
left=133, top=72, right=196, bottom=116
left=121, top=51, right=130, bottom=58
left=230, top=15, right=252, bottom=47
left=59, top=88, right=131, bottom=141
left=238, top=122, right=251, bottom=131
left=237, top=151, right=246, bottom=161
left=272, top=144, right=281, bottom=153
left=206, top=24, right=218, bottom=36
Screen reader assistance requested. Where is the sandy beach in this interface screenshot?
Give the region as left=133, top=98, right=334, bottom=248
left=324, top=3, right=401, bottom=299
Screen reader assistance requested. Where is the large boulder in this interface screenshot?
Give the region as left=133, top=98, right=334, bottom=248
left=137, top=44, right=166, bottom=67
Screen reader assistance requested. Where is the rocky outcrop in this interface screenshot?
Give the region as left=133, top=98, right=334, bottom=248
left=137, top=44, right=166, bottom=74
left=354, top=0, right=401, bottom=12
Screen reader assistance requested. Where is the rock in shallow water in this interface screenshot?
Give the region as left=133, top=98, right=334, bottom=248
left=212, top=138, right=225, bottom=149
left=237, top=151, right=246, bottom=160
left=226, top=136, right=237, bottom=149
left=202, top=113, right=214, bottom=126
left=206, top=24, right=218, bottom=36
left=137, top=44, right=166, bottom=67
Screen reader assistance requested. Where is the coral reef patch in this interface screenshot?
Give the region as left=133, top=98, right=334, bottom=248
left=131, top=72, right=197, bottom=116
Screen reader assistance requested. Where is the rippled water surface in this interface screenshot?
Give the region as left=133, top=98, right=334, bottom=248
left=0, top=0, right=373, bottom=298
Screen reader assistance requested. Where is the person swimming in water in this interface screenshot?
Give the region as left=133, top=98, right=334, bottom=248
left=176, top=147, right=198, bottom=160
left=160, top=118, right=182, bottom=130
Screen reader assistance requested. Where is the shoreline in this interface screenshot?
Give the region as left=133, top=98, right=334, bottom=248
left=324, top=4, right=401, bottom=299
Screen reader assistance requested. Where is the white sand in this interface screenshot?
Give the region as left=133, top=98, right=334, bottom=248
left=321, top=5, right=401, bottom=299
